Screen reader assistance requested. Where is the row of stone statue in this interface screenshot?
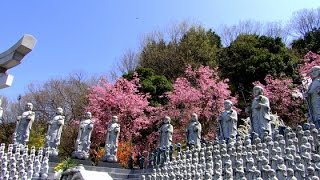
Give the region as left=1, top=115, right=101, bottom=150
left=159, top=65, right=320, bottom=150
left=10, top=65, right=320, bottom=163
left=12, top=104, right=121, bottom=163
left=159, top=85, right=274, bottom=150
left=0, top=144, right=49, bottom=180
left=144, top=122, right=320, bottom=179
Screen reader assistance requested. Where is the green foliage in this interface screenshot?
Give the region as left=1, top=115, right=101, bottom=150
left=28, top=121, right=46, bottom=150
left=54, top=157, right=79, bottom=172
left=124, top=67, right=172, bottom=106
left=292, top=28, right=320, bottom=57
left=139, top=26, right=222, bottom=81
left=218, top=34, right=299, bottom=97
left=58, top=124, right=78, bottom=159
left=179, top=27, right=221, bottom=68
left=0, top=122, right=15, bottom=144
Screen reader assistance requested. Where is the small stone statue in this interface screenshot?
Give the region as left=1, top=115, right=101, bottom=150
left=218, top=100, right=237, bottom=141
left=159, top=116, right=173, bottom=149
left=294, top=156, right=305, bottom=179
left=304, top=66, right=320, bottom=128
left=0, top=99, right=3, bottom=122
left=13, top=103, right=35, bottom=145
left=40, top=156, right=49, bottom=179
left=33, top=156, right=41, bottom=178
left=102, top=116, right=120, bottom=162
left=186, top=113, right=202, bottom=148
left=287, top=168, right=297, bottom=180
left=72, top=112, right=94, bottom=160
left=247, top=86, right=272, bottom=138
left=45, top=107, right=65, bottom=157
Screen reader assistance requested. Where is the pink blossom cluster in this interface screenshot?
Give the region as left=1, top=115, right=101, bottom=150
left=86, top=65, right=236, bottom=152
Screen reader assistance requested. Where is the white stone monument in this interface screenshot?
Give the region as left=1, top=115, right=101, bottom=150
left=0, top=34, right=36, bottom=89
left=186, top=113, right=202, bottom=148
left=72, top=112, right=94, bottom=160
left=45, top=107, right=65, bottom=157
left=13, top=103, right=35, bottom=145
left=102, top=116, right=120, bottom=163
left=305, top=66, right=320, bottom=128
left=159, top=116, right=173, bottom=149
left=219, top=100, right=238, bottom=140
left=249, top=85, right=272, bottom=138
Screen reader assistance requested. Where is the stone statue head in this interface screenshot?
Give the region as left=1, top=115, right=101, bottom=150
left=310, top=66, right=320, bottom=79
left=56, top=107, right=63, bottom=115
left=253, top=85, right=264, bottom=97
left=191, top=113, right=198, bottom=122
left=112, top=116, right=118, bottom=123
left=25, top=103, right=33, bottom=111
left=85, top=112, right=92, bottom=119
left=223, top=100, right=233, bottom=110
left=163, top=116, right=171, bottom=124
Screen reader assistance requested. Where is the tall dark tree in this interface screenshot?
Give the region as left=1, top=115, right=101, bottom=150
left=292, top=28, right=320, bottom=56
left=218, top=34, right=299, bottom=100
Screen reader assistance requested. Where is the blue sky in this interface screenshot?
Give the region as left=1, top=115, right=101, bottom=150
left=0, top=0, right=319, bottom=100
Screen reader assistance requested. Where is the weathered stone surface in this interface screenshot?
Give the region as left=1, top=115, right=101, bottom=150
left=219, top=100, right=238, bottom=140
left=186, top=113, right=202, bottom=148
left=0, top=34, right=36, bottom=89
left=102, top=115, right=121, bottom=163
left=45, top=107, right=65, bottom=157
left=13, top=103, right=35, bottom=145
left=159, top=116, right=173, bottom=149
left=305, top=66, right=320, bottom=128
left=72, top=112, right=94, bottom=160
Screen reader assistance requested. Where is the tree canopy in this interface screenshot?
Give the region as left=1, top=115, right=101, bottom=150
left=218, top=34, right=299, bottom=98
left=123, top=67, right=172, bottom=106
left=139, top=25, right=222, bottom=81
left=292, top=28, right=320, bottom=56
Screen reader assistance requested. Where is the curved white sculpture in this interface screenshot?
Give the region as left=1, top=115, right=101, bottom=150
left=0, top=34, right=36, bottom=88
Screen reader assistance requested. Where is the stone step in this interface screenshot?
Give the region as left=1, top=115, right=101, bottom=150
left=48, top=162, right=151, bottom=180
left=83, top=165, right=152, bottom=174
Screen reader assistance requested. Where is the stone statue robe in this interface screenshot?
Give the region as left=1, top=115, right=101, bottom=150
left=45, top=114, right=64, bottom=149
left=159, top=123, right=173, bottom=148
left=251, top=95, right=271, bottom=138
left=306, top=78, right=320, bottom=128
left=75, top=119, right=94, bottom=153
left=15, top=110, right=35, bottom=145
left=105, top=122, right=120, bottom=156
left=219, top=108, right=237, bottom=140
left=186, top=120, right=202, bottom=148
left=0, top=107, right=3, bottom=122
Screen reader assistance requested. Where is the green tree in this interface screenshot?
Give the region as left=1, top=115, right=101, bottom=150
left=292, top=28, right=320, bottom=56
left=218, top=34, right=299, bottom=100
left=139, top=25, right=222, bottom=81
left=124, top=67, right=172, bottom=106
left=179, top=27, right=221, bottom=67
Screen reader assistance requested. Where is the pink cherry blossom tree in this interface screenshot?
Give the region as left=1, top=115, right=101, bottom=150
left=159, top=65, right=237, bottom=143
left=299, top=52, right=320, bottom=77
left=86, top=75, right=155, bottom=148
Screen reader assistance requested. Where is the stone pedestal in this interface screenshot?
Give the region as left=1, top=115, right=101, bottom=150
left=73, top=159, right=93, bottom=166
left=97, top=161, right=122, bottom=168
left=48, top=156, right=60, bottom=163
